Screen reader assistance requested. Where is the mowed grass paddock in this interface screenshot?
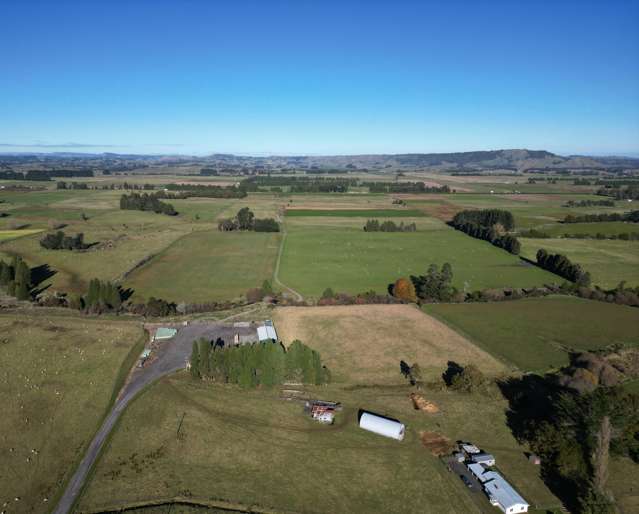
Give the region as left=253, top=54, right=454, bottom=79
left=80, top=305, right=558, bottom=513
left=427, top=296, right=639, bottom=372
left=273, top=304, right=505, bottom=383
left=279, top=219, right=558, bottom=298
left=0, top=313, right=142, bottom=513
left=125, top=229, right=281, bottom=303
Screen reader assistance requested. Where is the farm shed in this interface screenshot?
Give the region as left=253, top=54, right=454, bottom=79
left=257, top=320, right=277, bottom=342
left=468, top=463, right=490, bottom=482
left=153, top=327, right=177, bottom=341
left=461, top=443, right=481, bottom=455
left=471, top=452, right=495, bottom=466
left=359, top=412, right=405, bottom=441
left=483, top=472, right=529, bottom=513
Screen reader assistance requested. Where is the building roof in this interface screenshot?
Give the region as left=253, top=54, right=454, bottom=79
left=483, top=472, right=529, bottom=510
left=471, top=452, right=495, bottom=463
left=461, top=444, right=481, bottom=454
left=154, top=327, right=177, bottom=340
left=467, top=463, right=489, bottom=482
left=257, top=325, right=277, bottom=341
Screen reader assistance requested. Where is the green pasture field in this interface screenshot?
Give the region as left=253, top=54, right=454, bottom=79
left=537, top=221, right=639, bottom=237
left=0, top=209, right=194, bottom=293
left=427, top=296, right=639, bottom=371
left=124, top=229, right=281, bottom=303
left=0, top=313, right=142, bottom=514
left=279, top=219, right=558, bottom=298
left=285, top=208, right=426, bottom=217
left=80, top=307, right=559, bottom=513
left=520, top=238, right=639, bottom=288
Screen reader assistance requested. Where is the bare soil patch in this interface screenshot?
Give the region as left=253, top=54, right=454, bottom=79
left=419, top=431, right=453, bottom=456
left=273, top=305, right=504, bottom=384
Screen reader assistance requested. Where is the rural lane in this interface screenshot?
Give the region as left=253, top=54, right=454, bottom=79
left=273, top=215, right=304, bottom=302
left=52, top=318, right=258, bottom=514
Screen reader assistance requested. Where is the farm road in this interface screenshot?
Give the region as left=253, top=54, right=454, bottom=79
left=273, top=215, right=304, bottom=302
left=53, top=320, right=257, bottom=514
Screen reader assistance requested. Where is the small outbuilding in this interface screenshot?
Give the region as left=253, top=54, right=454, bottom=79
left=257, top=320, right=277, bottom=342
left=359, top=412, right=405, bottom=441
left=471, top=452, right=496, bottom=466
left=153, top=327, right=177, bottom=341
left=483, top=472, right=529, bottom=513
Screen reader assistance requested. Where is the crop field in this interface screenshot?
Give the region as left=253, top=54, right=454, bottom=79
left=520, top=238, right=639, bottom=288
left=0, top=313, right=142, bottom=513
left=279, top=219, right=558, bottom=298
left=0, top=228, right=43, bottom=241
left=427, top=296, right=639, bottom=371
left=79, top=306, right=558, bottom=513
left=125, top=229, right=281, bottom=303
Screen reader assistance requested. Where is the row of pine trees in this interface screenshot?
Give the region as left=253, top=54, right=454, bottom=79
left=85, top=278, right=122, bottom=311
left=190, top=339, right=330, bottom=388
left=0, top=256, right=32, bottom=300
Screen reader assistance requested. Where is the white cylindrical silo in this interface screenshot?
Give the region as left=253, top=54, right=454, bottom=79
left=359, top=412, right=405, bottom=441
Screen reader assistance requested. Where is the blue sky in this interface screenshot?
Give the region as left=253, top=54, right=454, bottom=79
left=1, top=0, right=638, bottom=156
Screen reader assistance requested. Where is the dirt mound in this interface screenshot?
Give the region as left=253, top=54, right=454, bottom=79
left=410, top=393, right=439, bottom=413
left=419, top=431, right=453, bottom=456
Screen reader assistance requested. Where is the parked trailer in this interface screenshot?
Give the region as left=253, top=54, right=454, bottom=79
left=359, top=412, right=405, bottom=441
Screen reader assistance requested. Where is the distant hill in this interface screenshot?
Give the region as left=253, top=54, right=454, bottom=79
left=1, top=148, right=638, bottom=173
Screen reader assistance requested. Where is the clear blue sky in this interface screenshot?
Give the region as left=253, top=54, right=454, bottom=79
left=1, top=0, right=638, bottom=156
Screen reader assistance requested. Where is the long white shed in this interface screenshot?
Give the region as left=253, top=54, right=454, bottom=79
left=359, top=412, right=405, bottom=441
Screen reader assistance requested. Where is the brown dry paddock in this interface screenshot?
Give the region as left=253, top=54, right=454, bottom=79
left=273, top=304, right=505, bottom=384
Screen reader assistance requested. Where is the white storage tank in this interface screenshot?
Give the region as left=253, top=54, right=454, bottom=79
left=359, top=412, right=405, bottom=441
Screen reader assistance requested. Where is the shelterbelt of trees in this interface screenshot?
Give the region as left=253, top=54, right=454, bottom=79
left=536, top=249, right=591, bottom=287
left=189, top=339, right=330, bottom=387
left=119, top=192, right=177, bottom=216
left=363, top=219, right=417, bottom=232
left=164, top=183, right=248, bottom=198
left=0, top=169, right=94, bottom=181
left=218, top=207, right=279, bottom=232
left=563, top=210, right=639, bottom=223
left=450, top=209, right=521, bottom=255
left=39, top=231, right=88, bottom=250
left=0, top=256, right=31, bottom=300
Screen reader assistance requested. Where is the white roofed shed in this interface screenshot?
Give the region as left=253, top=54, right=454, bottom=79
left=359, top=412, right=405, bottom=441
left=483, top=472, right=529, bottom=513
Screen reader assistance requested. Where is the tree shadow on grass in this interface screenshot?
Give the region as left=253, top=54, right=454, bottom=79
left=442, top=361, right=464, bottom=386
left=498, top=374, right=582, bottom=513
left=29, top=264, right=56, bottom=296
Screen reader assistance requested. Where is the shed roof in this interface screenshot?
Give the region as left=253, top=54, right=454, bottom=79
left=471, top=452, right=495, bottom=463
left=467, top=463, right=489, bottom=482
left=154, top=327, right=177, bottom=340
left=483, top=472, right=529, bottom=510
